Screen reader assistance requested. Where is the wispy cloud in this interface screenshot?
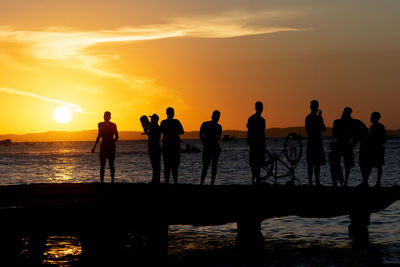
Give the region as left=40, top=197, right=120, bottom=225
left=0, top=87, right=82, bottom=112
left=0, top=10, right=309, bottom=61
left=0, top=9, right=309, bottom=114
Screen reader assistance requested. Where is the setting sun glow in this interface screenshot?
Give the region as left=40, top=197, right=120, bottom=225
left=0, top=1, right=400, bottom=136
left=54, top=107, right=73, bottom=124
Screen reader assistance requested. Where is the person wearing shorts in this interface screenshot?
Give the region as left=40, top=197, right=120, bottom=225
left=160, top=107, right=184, bottom=184
left=92, top=111, right=119, bottom=183
left=305, top=100, right=326, bottom=186
left=333, top=107, right=355, bottom=186
left=246, top=101, right=266, bottom=184
left=200, top=110, right=222, bottom=185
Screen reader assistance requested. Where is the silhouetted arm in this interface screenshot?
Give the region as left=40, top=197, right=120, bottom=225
left=381, top=125, right=387, bottom=144
left=114, top=124, right=119, bottom=142
left=144, top=126, right=150, bottom=136
left=160, top=121, right=165, bottom=141
left=178, top=120, right=184, bottom=135
left=200, top=123, right=205, bottom=144
left=91, top=124, right=101, bottom=153
left=320, top=117, right=326, bottom=132
left=246, top=118, right=251, bottom=145
left=217, top=124, right=222, bottom=140
left=305, top=116, right=311, bottom=135
left=332, top=120, right=338, bottom=138
left=263, top=118, right=266, bottom=139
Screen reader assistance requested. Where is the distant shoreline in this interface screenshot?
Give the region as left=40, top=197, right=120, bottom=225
left=1, top=127, right=399, bottom=143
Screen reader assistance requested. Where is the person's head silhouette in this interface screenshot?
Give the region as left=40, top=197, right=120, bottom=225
left=104, top=111, right=111, bottom=122
left=255, top=101, right=263, bottom=115
left=150, top=114, right=159, bottom=124
left=212, top=110, right=220, bottom=123
left=342, top=107, right=352, bottom=119
left=166, top=107, right=174, bottom=119
left=310, top=100, right=319, bottom=113
left=371, top=112, right=381, bottom=124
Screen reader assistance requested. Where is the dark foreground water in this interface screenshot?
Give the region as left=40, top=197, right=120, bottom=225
left=0, top=138, right=399, bottom=266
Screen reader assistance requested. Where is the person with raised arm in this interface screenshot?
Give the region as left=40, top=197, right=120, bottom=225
left=143, top=114, right=162, bottom=184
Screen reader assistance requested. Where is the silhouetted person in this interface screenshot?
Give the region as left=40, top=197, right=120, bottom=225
left=91, top=111, right=119, bottom=183
left=200, top=110, right=222, bottom=185
left=160, top=107, right=184, bottom=184
left=352, top=119, right=371, bottom=187
left=144, top=114, right=162, bottom=184
left=328, top=142, right=344, bottom=187
left=333, top=107, right=355, bottom=186
left=369, top=112, right=387, bottom=187
left=246, top=101, right=266, bottom=184
left=305, top=100, right=326, bottom=186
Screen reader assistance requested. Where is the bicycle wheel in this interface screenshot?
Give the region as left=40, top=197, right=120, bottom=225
left=259, top=150, right=274, bottom=180
left=284, top=133, right=303, bottom=165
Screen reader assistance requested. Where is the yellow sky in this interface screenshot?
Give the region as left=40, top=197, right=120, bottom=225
left=0, top=1, right=400, bottom=134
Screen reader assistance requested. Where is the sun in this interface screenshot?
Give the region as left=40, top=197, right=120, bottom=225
left=54, top=106, right=73, bottom=124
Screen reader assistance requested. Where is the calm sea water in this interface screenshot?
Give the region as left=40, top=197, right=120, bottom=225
left=1, top=138, right=399, bottom=265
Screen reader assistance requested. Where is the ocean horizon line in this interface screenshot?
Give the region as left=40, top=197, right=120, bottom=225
left=1, top=127, right=400, bottom=143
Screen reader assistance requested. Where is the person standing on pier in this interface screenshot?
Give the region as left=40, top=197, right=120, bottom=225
left=144, top=114, right=162, bottom=184
left=91, top=111, right=119, bottom=183
left=328, top=141, right=344, bottom=187
left=160, top=107, right=184, bottom=184
left=200, top=110, right=222, bottom=185
left=369, top=112, right=387, bottom=187
left=246, top=101, right=266, bottom=184
left=332, top=107, right=356, bottom=186
left=352, top=118, right=371, bottom=187
left=305, top=100, right=326, bottom=186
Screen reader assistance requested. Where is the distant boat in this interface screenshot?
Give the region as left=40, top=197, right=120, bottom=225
left=181, top=144, right=201, bottom=153
left=0, top=139, right=12, bottom=145
left=221, top=135, right=237, bottom=142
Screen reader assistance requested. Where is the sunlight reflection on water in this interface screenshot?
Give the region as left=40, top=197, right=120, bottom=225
left=42, top=236, right=81, bottom=265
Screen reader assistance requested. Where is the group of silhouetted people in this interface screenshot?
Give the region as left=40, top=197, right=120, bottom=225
left=305, top=100, right=387, bottom=187
left=91, top=100, right=386, bottom=187
left=91, top=103, right=264, bottom=185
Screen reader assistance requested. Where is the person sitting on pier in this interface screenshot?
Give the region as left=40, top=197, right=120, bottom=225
left=305, top=100, right=326, bottom=186
left=160, top=107, right=184, bottom=184
left=333, top=107, right=355, bottom=186
left=369, top=112, right=387, bottom=187
left=246, top=101, right=266, bottom=184
left=91, top=111, right=119, bottom=183
left=328, top=142, right=344, bottom=186
left=200, top=110, right=222, bottom=186
left=144, top=114, right=162, bottom=184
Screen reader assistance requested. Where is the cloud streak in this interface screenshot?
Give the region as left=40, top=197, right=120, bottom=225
left=0, top=87, right=82, bottom=112
left=0, top=9, right=309, bottom=115
left=0, top=10, right=309, bottom=61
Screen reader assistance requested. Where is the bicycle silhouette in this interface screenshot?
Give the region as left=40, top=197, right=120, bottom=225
left=258, top=133, right=303, bottom=185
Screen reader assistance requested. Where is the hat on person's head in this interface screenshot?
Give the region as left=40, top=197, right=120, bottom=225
left=149, top=114, right=159, bottom=120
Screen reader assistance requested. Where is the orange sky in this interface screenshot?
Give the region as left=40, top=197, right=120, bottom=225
left=0, top=1, right=399, bottom=134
